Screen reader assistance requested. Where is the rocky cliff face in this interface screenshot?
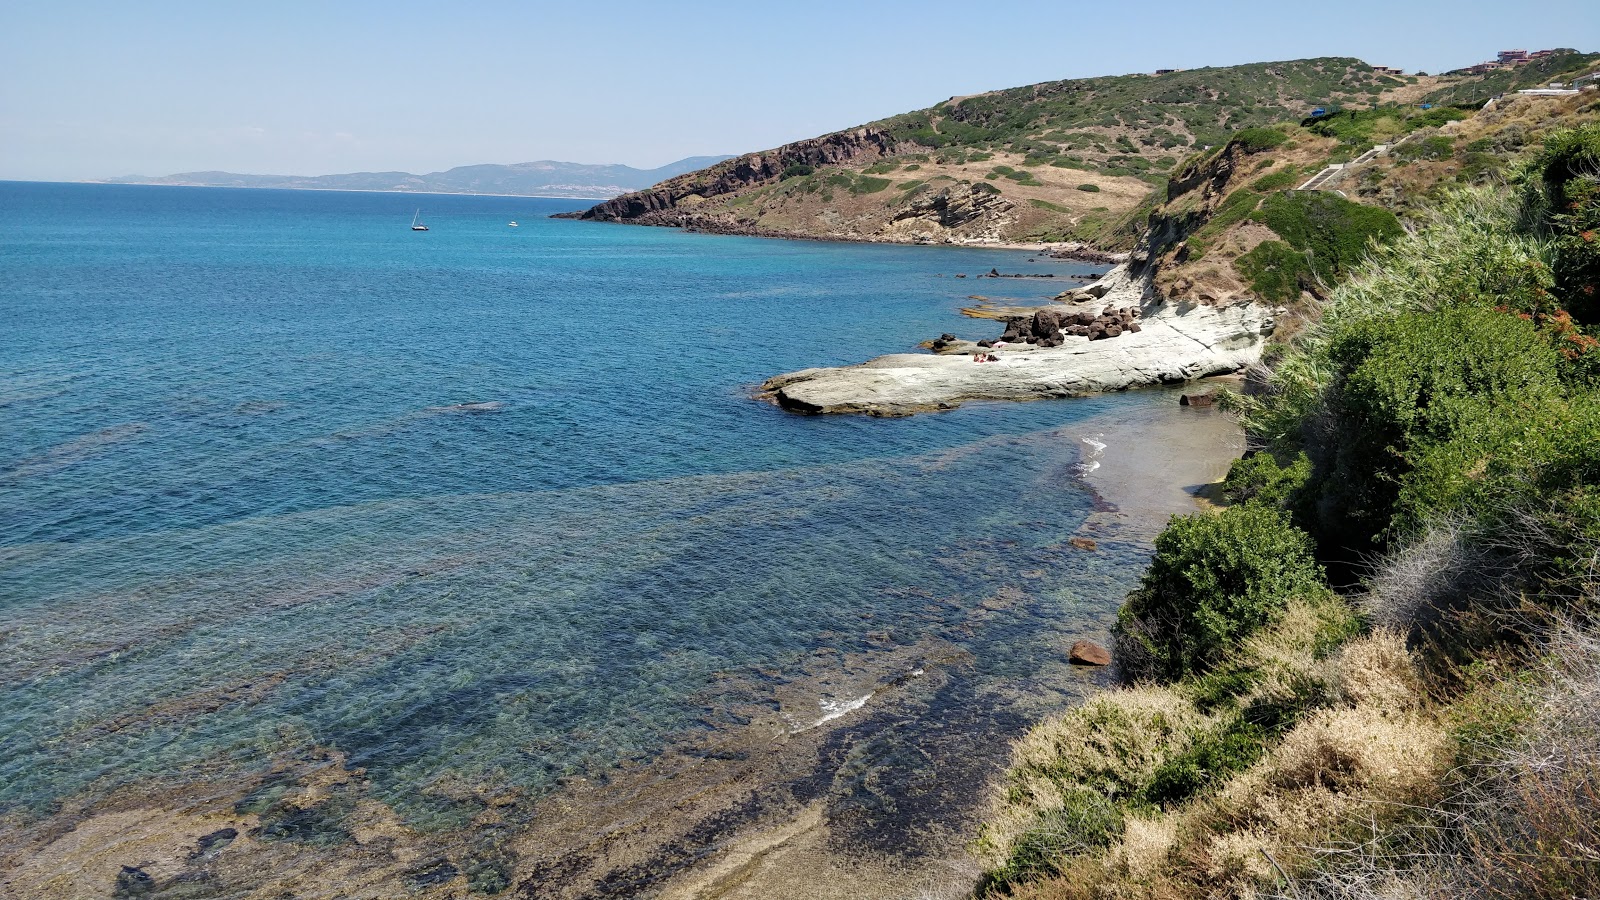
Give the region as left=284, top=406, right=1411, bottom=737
left=1130, top=140, right=1249, bottom=279
left=574, top=128, right=899, bottom=224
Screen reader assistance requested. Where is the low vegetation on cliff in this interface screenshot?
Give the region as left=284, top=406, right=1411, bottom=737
left=972, top=115, right=1600, bottom=899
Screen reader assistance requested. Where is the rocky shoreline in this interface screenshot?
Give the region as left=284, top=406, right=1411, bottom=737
left=560, top=208, right=1129, bottom=261
left=760, top=264, right=1274, bottom=416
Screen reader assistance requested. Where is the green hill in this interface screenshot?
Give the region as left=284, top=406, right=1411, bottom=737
left=572, top=52, right=1598, bottom=247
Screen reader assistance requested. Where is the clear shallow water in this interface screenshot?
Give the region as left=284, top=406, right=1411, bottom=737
left=0, top=183, right=1158, bottom=852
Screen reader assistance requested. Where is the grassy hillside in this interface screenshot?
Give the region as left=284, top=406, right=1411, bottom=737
left=576, top=52, right=1598, bottom=248
left=1138, top=80, right=1600, bottom=320
left=969, top=98, right=1600, bottom=900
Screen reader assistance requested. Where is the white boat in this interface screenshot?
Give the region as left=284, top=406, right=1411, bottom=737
left=411, top=209, right=429, bottom=232
left=508, top=221, right=518, bottom=227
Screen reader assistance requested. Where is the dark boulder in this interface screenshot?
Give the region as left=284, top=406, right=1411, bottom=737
left=1030, top=309, right=1063, bottom=340
left=1180, top=392, right=1216, bottom=407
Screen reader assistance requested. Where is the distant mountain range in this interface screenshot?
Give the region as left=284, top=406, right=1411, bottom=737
left=100, top=156, right=733, bottom=199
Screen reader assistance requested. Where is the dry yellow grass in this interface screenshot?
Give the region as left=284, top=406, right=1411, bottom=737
left=979, top=628, right=1450, bottom=900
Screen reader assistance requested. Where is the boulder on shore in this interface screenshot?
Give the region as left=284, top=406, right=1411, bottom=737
left=1069, top=640, right=1112, bottom=666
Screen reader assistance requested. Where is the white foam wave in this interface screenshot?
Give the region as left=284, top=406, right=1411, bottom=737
left=790, top=691, right=873, bottom=733
left=1077, top=433, right=1107, bottom=475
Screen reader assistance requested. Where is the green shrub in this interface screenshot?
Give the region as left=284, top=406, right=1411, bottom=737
left=780, top=163, right=814, bottom=180
left=1306, top=307, right=1565, bottom=548
left=1395, top=135, right=1456, bottom=162
left=1077, top=183, right=1101, bottom=192
left=1521, top=124, right=1600, bottom=323
left=1237, top=239, right=1313, bottom=302
left=1143, top=716, right=1270, bottom=807
left=1232, top=126, right=1290, bottom=153
left=1249, top=191, right=1404, bottom=290
left=1221, top=450, right=1312, bottom=507
left=1115, top=505, right=1329, bottom=682
left=1251, top=167, right=1300, bottom=192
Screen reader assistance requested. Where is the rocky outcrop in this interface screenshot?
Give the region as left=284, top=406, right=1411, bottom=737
left=891, top=182, right=1013, bottom=229
left=759, top=264, right=1273, bottom=416
left=569, top=128, right=899, bottom=224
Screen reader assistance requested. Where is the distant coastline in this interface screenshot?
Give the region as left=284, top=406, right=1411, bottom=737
left=87, top=155, right=732, bottom=202
left=54, top=180, right=610, bottom=202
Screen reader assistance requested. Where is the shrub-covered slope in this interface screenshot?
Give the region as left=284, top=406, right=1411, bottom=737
left=1137, top=83, right=1600, bottom=317
left=573, top=53, right=1598, bottom=250
left=974, top=108, right=1600, bottom=900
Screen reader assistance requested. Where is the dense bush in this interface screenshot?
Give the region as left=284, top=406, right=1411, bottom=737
left=1250, top=167, right=1300, bottom=192
left=1221, top=450, right=1311, bottom=507
left=1232, top=126, right=1290, bottom=153
left=1077, top=183, right=1101, bottom=192
left=1303, top=306, right=1564, bottom=549
left=1115, top=505, right=1329, bottom=681
left=1143, top=715, right=1269, bottom=806
left=978, top=789, right=1125, bottom=893
left=1395, top=134, right=1456, bottom=162
left=1521, top=124, right=1600, bottom=323
left=1250, top=191, right=1404, bottom=286
left=780, top=163, right=814, bottom=179
left=1236, top=239, right=1312, bottom=303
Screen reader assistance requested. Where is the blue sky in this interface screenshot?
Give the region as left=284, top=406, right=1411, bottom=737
left=2, top=0, right=1596, bottom=181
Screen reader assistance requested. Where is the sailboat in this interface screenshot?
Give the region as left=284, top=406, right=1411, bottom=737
left=410, top=209, right=429, bottom=232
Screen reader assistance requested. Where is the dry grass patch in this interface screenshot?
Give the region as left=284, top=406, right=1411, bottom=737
left=977, top=629, right=1451, bottom=899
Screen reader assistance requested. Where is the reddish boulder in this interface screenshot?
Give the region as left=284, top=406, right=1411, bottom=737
left=1069, top=640, right=1112, bottom=666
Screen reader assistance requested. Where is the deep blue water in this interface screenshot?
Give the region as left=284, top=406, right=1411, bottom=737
left=0, top=182, right=1163, bottom=831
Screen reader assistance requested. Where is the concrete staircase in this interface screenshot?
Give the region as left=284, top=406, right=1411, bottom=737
left=1296, top=143, right=1390, bottom=192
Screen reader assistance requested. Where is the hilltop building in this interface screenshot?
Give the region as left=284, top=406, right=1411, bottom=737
left=1456, top=48, right=1573, bottom=75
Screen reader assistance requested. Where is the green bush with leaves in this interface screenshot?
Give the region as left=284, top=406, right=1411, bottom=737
left=1251, top=167, right=1300, bottom=192
left=978, top=789, right=1125, bottom=893
left=1521, top=124, right=1600, bottom=324
left=1221, top=450, right=1312, bottom=507
left=1077, top=183, right=1101, bottom=192
left=1248, top=191, right=1404, bottom=294
left=1232, top=126, right=1290, bottom=153
left=1304, top=306, right=1565, bottom=548
left=780, top=163, right=814, bottom=180
left=1143, top=715, right=1270, bottom=807
left=1114, top=505, right=1329, bottom=681
left=1395, top=135, right=1456, bottom=162
left=1237, top=239, right=1313, bottom=303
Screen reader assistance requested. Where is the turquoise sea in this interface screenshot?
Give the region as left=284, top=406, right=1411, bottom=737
left=1, top=182, right=1198, bottom=894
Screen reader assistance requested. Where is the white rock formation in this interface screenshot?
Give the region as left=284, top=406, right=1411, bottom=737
left=761, top=265, right=1272, bottom=415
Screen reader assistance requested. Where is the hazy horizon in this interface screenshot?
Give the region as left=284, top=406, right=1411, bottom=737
left=95, top=155, right=733, bottom=182
left=4, top=0, right=1598, bottom=182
